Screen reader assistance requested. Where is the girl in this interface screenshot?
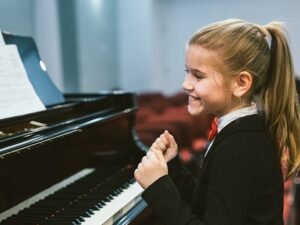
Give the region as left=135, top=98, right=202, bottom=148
left=134, top=19, right=300, bottom=225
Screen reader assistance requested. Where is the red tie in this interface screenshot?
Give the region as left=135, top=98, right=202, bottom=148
left=208, top=117, right=218, bottom=141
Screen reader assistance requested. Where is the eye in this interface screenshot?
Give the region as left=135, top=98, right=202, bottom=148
left=195, top=75, right=203, bottom=80
left=185, top=68, right=205, bottom=80
left=193, top=72, right=203, bottom=80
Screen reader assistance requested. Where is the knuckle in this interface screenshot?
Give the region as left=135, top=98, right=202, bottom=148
left=147, top=151, right=153, bottom=157
left=138, top=163, right=143, bottom=169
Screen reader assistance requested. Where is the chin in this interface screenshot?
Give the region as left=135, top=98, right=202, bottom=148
left=187, top=105, right=204, bottom=116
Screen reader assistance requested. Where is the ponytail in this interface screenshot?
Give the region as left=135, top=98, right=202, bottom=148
left=264, top=22, right=300, bottom=178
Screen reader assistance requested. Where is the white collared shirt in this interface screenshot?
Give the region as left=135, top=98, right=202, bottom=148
left=204, top=102, right=258, bottom=157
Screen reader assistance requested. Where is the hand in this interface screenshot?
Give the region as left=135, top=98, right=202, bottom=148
left=150, top=130, right=178, bottom=162
left=134, top=150, right=168, bottom=189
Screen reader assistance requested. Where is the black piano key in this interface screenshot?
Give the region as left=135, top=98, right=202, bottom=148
left=0, top=167, right=136, bottom=225
left=0, top=222, right=38, bottom=225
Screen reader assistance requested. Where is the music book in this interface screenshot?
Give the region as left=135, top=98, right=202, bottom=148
left=2, top=32, right=65, bottom=107
left=0, top=44, right=46, bottom=120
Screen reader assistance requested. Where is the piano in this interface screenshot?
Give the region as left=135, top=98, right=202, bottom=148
left=0, top=33, right=150, bottom=225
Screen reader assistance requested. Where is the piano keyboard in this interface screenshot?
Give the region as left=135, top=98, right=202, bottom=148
left=0, top=166, right=144, bottom=225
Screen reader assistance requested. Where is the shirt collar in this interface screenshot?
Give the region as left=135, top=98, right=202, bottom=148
left=217, top=102, right=258, bottom=133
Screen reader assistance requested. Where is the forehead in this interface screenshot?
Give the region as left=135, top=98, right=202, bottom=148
left=185, top=45, right=220, bottom=72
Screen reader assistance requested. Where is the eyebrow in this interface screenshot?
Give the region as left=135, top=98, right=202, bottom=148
left=185, top=65, right=207, bottom=75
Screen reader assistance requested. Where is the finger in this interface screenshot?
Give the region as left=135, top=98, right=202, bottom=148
left=156, top=138, right=166, bottom=151
left=164, top=130, right=177, bottom=148
left=155, top=137, right=164, bottom=146
left=150, top=139, right=159, bottom=150
left=164, top=130, right=173, bottom=139
left=134, top=168, right=141, bottom=180
left=134, top=168, right=139, bottom=175
left=149, top=145, right=160, bottom=152
left=146, top=150, right=157, bottom=160
left=151, top=142, right=160, bottom=151
left=138, top=162, right=143, bottom=170
left=160, top=133, right=169, bottom=146
left=142, top=156, right=147, bottom=163
left=153, top=149, right=165, bottom=162
left=149, top=143, right=156, bottom=152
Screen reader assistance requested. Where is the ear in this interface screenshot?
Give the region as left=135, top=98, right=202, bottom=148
left=231, top=71, right=253, bottom=97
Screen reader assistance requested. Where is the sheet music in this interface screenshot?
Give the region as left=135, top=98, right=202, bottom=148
left=0, top=44, right=46, bottom=120
left=0, top=30, right=5, bottom=45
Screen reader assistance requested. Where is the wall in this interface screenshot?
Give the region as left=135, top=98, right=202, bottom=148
left=118, top=0, right=158, bottom=93
left=0, top=0, right=64, bottom=92
left=34, top=0, right=64, bottom=91
left=76, top=0, right=119, bottom=92
left=160, top=0, right=300, bottom=94
left=0, top=0, right=34, bottom=36
left=1, top=0, right=300, bottom=95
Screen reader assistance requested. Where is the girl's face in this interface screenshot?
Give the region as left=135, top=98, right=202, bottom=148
left=182, top=45, right=234, bottom=117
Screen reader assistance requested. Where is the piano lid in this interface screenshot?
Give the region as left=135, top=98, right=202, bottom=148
left=1, top=31, right=65, bottom=107
left=0, top=91, right=139, bottom=156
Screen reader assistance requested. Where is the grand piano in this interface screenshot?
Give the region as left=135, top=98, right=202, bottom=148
left=0, top=32, right=150, bottom=225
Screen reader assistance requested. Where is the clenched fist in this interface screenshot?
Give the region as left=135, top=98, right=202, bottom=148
left=150, top=130, right=178, bottom=162
left=134, top=150, right=168, bottom=189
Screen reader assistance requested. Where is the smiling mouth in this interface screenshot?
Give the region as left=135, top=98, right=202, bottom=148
left=189, top=95, right=200, bottom=100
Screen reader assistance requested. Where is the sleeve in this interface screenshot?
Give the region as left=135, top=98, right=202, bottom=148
left=142, top=175, right=204, bottom=225
left=167, top=155, right=198, bottom=203
left=141, top=135, right=252, bottom=225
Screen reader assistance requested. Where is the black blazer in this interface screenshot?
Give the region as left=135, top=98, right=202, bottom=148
left=142, top=115, right=284, bottom=225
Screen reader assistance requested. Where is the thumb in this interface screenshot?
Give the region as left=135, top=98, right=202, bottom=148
left=164, top=130, right=177, bottom=148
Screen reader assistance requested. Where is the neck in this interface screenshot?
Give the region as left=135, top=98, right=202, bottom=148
left=216, top=102, right=252, bottom=118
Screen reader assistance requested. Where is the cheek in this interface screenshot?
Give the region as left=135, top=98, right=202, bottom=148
left=194, top=82, right=210, bottom=96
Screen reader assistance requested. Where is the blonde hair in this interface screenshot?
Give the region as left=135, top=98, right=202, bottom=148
left=189, top=19, right=300, bottom=179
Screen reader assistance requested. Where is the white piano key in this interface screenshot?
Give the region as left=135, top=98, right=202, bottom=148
left=81, top=181, right=144, bottom=225
left=0, top=168, right=95, bottom=222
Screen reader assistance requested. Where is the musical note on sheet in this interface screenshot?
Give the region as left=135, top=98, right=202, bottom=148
left=0, top=44, right=45, bottom=120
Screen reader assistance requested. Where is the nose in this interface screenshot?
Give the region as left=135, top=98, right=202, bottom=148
left=182, top=75, right=193, bottom=92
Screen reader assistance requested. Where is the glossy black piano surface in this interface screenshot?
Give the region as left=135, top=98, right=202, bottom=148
left=0, top=31, right=153, bottom=225
left=0, top=92, right=149, bottom=224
